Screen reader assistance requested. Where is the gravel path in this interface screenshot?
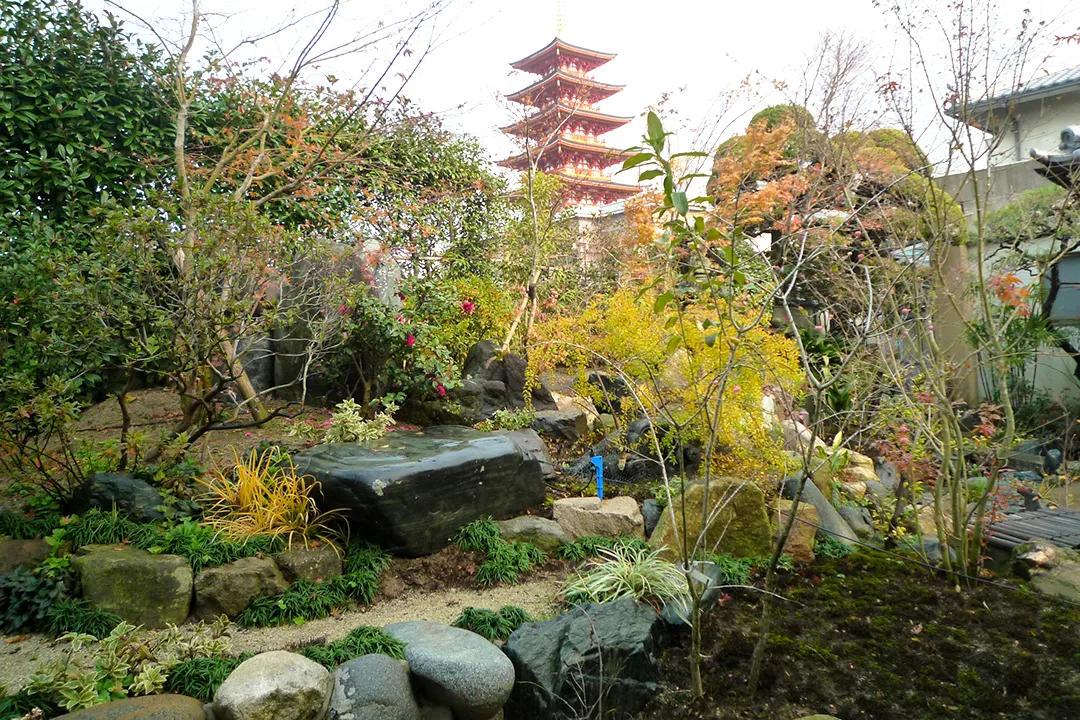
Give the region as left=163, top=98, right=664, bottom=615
left=0, top=579, right=559, bottom=694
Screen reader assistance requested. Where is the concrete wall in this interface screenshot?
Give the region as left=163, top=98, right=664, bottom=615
left=935, top=159, right=1053, bottom=218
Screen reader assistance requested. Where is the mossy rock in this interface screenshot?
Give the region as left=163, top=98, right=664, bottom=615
left=649, top=478, right=771, bottom=560
left=71, top=544, right=193, bottom=628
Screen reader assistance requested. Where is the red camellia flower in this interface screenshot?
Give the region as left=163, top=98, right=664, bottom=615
left=406, top=334, right=415, bottom=348
left=436, top=383, right=447, bottom=397
left=460, top=300, right=475, bottom=314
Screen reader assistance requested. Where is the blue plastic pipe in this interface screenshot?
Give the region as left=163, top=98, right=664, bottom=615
left=590, top=456, right=604, bottom=499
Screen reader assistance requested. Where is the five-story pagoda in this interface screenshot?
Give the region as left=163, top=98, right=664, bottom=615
left=500, top=37, right=638, bottom=207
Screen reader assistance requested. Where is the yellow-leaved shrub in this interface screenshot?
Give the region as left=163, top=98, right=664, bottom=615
left=533, top=286, right=802, bottom=476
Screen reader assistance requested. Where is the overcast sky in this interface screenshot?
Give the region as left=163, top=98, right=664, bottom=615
left=88, top=0, right=1080, bottom=174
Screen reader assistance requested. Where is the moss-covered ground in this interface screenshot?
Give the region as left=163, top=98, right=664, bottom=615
left=643, top=551, right=1080, bottom=719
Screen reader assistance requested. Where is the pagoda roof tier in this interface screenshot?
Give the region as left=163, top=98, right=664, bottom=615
left=501, top=103, right=632, bottom=137
left=510, top=37, right=616, bottom=76
left=559, top=174, right=640, bottom=204
left=506, top=71, right=624, bottom=107
left=498, top=137, right=634, bottom=171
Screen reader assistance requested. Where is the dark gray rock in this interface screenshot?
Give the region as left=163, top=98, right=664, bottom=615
left=71, top=473, right=164, bottom=523
left=384, top=621, right=514, bottom=720
left=531, top=410, right=588, bottom=443
left=497, top=516, right=570, bottom=554
left=0, top=538, right=50, bottom=575
left=863, top=480, right=889, bottom=506
left=1045, top=448, right=1064, bottom=475
left=875, top=460, right=900, bottom=490
left=586, top=371, right=631, bottom=414
left=293, top=427, right=547, bottom=557
left=458, top=341, right=557, bottom=421
left=642, top=499, right=661, bottom=539
left=502, top=598, right=661, bottom=720
left=781, top=474, right=856, bottom=545
left=837, top=505, right=874, bottom=538
left=329, top=654, right=420, bottom=720
left=194, top=556, right=290, bottom=619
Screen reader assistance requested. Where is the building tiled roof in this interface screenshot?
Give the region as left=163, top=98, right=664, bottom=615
left=970, top=64, right=1080, bottom=112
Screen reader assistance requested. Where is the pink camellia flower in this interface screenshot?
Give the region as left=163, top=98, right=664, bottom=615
left=406, top=334, right=415, bottom=348
left=436, top=383, right=447, bottom=397
left=461, top=300, right=475, bottom=314
left=814, top=325, right=825, bottom=332
left=854, top=230, right=862, bottom=238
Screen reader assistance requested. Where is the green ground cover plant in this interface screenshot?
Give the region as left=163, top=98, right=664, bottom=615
left=235, top=541, right=390, bottom=627
left=452, top=605, right=534, bottom=641
left=299, top=626, right=405, bottom=668
left=453, top=517, right=545, bottom=586
left=556, top=535, right=651, bottom=563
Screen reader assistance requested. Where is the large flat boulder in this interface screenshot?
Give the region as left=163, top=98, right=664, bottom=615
left=214, top=651, right=332, bottom=720
left=293, top=426, right=547, bottom=557
left=385, top=621, right=514, bottom=720
left=194, top=556, right=291, bottom=619
left=502, top=598, right=661, bottom=720
left=649, top=479, right=771, bottom=559
left=71, top=545, right=192, bottom=628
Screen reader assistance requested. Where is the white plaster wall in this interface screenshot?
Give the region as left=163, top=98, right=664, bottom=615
left=989, top=91, right=1080, bottom=168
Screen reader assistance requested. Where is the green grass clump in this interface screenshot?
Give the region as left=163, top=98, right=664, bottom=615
left=556, top=535, right=651, bottom=563
left=454, top=517, right=545, bottom=587
left=343, top=539, right=392, bottom=575
left=165, top=655, right=249, bottom=702
left=57, top=512, right=285, bottom=574
left=0, top=511, right=62, bottom=540
left=453, top=605, right=534, bottom=641
left=236, top=540, right=390, bottom=627
left=46, top=598, right=121, bottom=639
left=0, top=690, right=56, bottom=720
left=453, top=516, right=501, bottom=553
left=236, top=578, right=349, bottom=627
left=476, top=541, right=545, bottom=586
left=299, top=626, right=405, bottom=668
left=815, top=535, right=857, bottom=559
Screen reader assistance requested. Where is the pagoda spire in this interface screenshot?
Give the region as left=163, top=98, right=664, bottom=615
left=500, top=37, right=638, bottom=208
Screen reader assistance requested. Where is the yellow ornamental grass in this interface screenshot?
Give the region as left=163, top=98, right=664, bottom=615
left=199, top=447, right=344, bottom=548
